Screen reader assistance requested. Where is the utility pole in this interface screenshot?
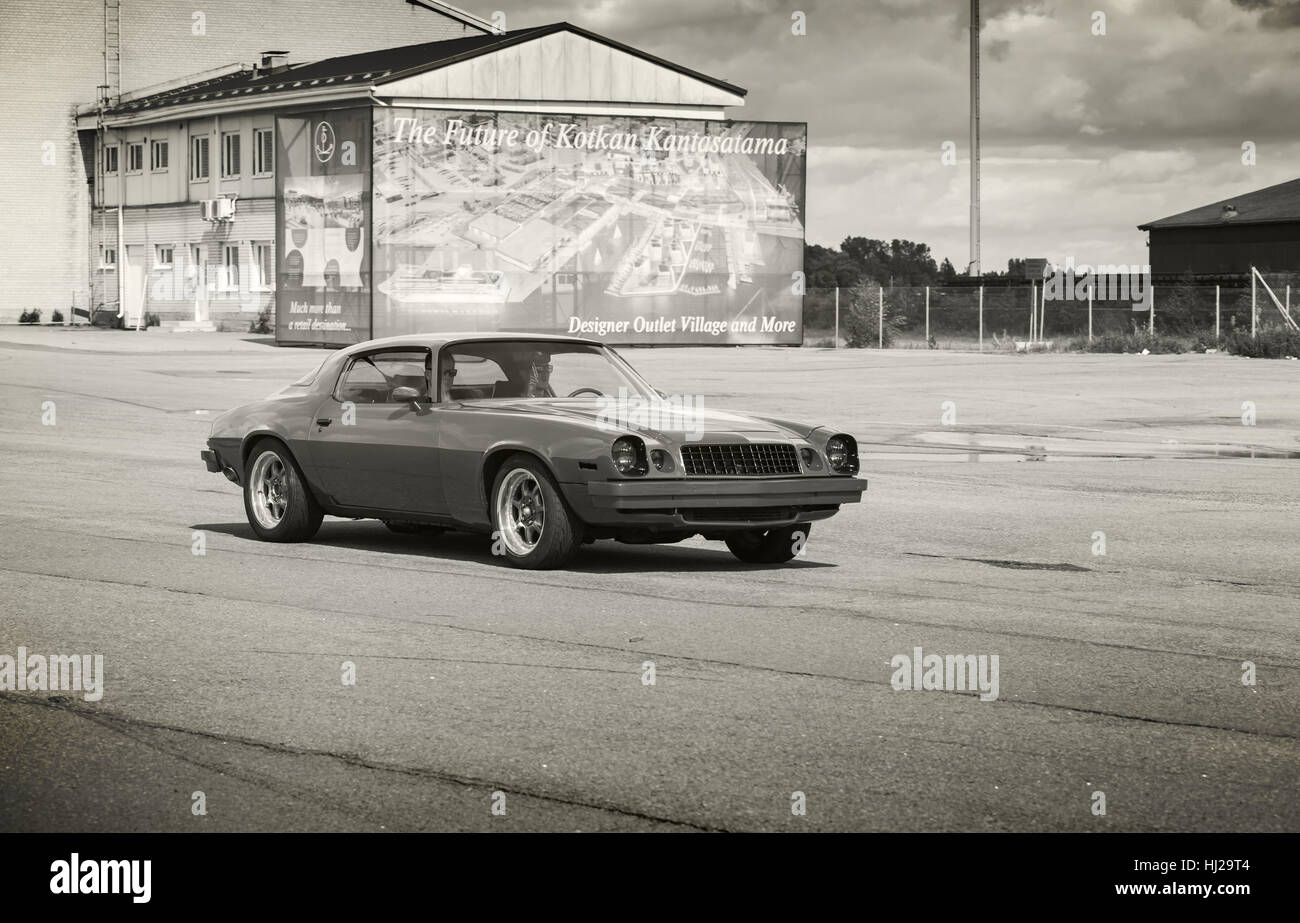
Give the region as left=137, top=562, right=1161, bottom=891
left=969, top=0, right=981, bottom=277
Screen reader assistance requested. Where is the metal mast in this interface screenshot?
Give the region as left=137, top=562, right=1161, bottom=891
left=969, top=0, right=981, bottom=276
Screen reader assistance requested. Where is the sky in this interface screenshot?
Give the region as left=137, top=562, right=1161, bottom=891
left=499, top=0, right=1300, bottom=272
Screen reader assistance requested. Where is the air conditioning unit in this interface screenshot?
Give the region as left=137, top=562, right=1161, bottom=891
left=199, top=199, right=216, bottom=221
left=215, top=197, right=236, bottom=221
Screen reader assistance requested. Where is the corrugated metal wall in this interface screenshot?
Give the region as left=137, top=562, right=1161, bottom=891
left=1149, top=223, right=1300, bottom=276
left=94, top=197, right=276, bottom=324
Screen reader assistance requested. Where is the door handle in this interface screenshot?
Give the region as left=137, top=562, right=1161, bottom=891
left=316, top=417, right=333, bottom=427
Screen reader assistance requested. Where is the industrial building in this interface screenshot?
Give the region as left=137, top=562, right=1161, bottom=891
left=1138, top=177, right=1300, bottom=278
left=52, top=7, right=805, bottom=346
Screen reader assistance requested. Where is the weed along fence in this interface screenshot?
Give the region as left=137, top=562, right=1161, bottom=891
left=805, top=268, right=1300, bottom=355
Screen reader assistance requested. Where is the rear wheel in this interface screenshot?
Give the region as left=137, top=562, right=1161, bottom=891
left=243, top=440, right=323, bottom=542
left=491, top=454, right=583, bottom=569
left=724, top=524, right=811, bottom=564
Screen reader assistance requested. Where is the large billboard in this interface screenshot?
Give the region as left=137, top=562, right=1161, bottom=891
left=372, top=109, right=806, bottom=345
left=275, top=109, right=371, bottom=345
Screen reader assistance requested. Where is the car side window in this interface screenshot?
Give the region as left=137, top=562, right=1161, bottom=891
left=440, top=351, right=505, bottom=401
left=336, top=350, right=430, bottom=404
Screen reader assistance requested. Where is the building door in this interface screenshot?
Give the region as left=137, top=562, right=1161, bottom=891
left=192, top=245, right=209, bottom=323
left=121, top=245, right=146, bottom=328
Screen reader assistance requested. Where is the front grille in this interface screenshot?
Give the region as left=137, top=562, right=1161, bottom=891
left=681, top=443, right=799, bottom=476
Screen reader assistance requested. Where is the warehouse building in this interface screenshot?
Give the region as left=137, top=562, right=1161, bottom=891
left=71, top=17, right=806, bottom=346
left=1138, top=177, right=1300, bottom=277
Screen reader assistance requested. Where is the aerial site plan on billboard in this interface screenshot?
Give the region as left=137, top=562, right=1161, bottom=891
left=371, top=109, right=806, bottom=345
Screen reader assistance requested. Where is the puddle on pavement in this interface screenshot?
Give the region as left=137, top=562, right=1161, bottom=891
left=907, top=552, right=1092, bottom=572
left=863, top=432, right=1300, bottom=463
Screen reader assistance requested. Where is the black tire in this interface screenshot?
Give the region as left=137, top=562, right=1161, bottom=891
left=383, top=521, right=446, bottom=535
left=490, top=453, right=584, bottom=569
left=242, top=439, right=324, bottom=542
left=724, top=523, right=812, bottom=564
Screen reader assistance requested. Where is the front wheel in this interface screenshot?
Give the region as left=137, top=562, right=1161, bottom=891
left=491, top=454, right=583, bottom=569
left=724, top=524, right=811, bottom=564
left=243, top=440, right=323, bottom=542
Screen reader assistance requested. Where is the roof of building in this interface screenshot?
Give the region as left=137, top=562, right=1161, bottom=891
left=98, top=22, right=747, bottom=118
left=1139, top=178, right=1300, bottom=230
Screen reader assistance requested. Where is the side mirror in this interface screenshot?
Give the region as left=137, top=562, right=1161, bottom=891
left=391, top=386, right=426, bottom=407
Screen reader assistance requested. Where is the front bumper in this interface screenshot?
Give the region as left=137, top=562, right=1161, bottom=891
left=565, top=475, right=868, bottom=530
left=201, top=439, right=242, bottom=484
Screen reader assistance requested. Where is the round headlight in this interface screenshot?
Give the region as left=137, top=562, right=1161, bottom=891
left=826, top=435, right=859, bottom=474
left=612, top=436, right=647, bottom=476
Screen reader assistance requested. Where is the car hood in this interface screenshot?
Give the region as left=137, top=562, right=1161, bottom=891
left=472, top=397, right=805, bottom=444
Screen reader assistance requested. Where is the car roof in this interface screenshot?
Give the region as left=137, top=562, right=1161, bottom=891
left=338, top=331, right=603, bottom=356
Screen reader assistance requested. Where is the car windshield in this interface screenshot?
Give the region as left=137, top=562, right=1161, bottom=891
left=439, top=341, right=653, bottom=402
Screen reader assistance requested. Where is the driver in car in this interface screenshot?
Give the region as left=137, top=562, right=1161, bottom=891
left=522, top=350, right=555, bottom=398
left=439, top=355, right=457, bottom=400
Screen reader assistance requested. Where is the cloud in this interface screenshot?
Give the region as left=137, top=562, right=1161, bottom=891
left=498, top=0, right=1300, bottom=269
left=1231, top=0, right=1300, bottom=28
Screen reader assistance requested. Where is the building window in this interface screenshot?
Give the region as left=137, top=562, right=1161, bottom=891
left=221, top=131, right=241, bottom=178
left=253, top=128, right=274, bottom=176
left=156, top=244, right=174, bottom=268
left=101, top=247, right=116, bottom=268
left=190, top=135, right=209, bottom=181
left=104, top=145, right=119, bottom=175
left=222, top=244, right=241, bottom=290
left=126, top=142, right=143, bottom=173
left=151, top=139, right=169, bottom=172
left=251, top=242, right=274, bottom=289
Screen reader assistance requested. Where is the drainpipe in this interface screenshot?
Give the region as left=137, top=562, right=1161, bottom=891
left=117, top=127, right=126, bottom=322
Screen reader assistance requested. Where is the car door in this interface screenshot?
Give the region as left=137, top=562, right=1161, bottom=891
left=306, top=348, right=446, bottom=515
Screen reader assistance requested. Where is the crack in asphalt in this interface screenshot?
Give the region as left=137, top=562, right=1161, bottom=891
left=1, top=565, right=1296, bottom=743
left=2, top=694, right=723, bottom=832
left=2, top=550, right=1296, bottom=672
left=237, top=649, right=725, bottom=682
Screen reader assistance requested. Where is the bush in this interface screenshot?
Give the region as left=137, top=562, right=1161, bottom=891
left=91, top=308, right=124, bottom=329
left=249, top=307, right=273, bottom=334
left=1073, top=332, right=1188, bottom=354
left=51, top=309, right=64, bottom=324
left=145, top=312, right=160, bottom=328
left=842, top=282, right=907, bottom=348
left=18, top=309, right=41, bottom=324
left=1217, top=328, right=1300, bottom=359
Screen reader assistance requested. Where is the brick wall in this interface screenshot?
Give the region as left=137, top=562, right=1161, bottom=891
left=0, top=0, right=485, bottom=320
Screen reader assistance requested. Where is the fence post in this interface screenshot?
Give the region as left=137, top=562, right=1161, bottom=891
left=834, top=287, right=839, bottom=348
left=925, top=286, right=930, bottom=343
left=877, top=286, right=884, bottom=349
left=978, top=285, right=984, bottom=351
left=1088, top=282, right=1094, bottom=342
left=1030, top=284, right=1037, bottom=342
left=1252, top=268, right=1257, bottom=337
left=1039, top=282, right=1046, bottom=340
left=1215, top=284, right=1220, bottom=340
left=1149, top=285, right=1154, bottom=335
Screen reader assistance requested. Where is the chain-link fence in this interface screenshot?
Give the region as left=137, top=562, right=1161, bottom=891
left=806, top=272, right=1300, bottom=353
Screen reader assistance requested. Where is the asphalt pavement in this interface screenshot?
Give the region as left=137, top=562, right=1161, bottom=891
left=0, top=328, right=1296, bottom=831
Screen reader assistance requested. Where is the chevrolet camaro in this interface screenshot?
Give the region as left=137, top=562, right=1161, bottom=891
left=201, top=333, right=867, bottom=569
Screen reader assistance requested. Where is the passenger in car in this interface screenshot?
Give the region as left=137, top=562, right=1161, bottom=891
left=523, top=350, right=555, bottom=397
